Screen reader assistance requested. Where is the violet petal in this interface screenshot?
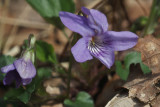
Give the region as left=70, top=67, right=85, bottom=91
left=106, top=31, right=138, bottom=51
left=59, top=11, right=95, bottom=37
left=3, top=70, right=21, bottom=88
left=13, top=59, right=36, bottom=79
left=81, top=7, right=108, bottom=33
left=22, top=78, right=32, bottom=85
left=3, top=70, right=16, bottom=85
left=15, top=73, right=22, bottom=88
left=71, top=38, right=93, bottom=62
left=1, top=64, right=15, bottom=73
left=89, top=45, right=115, bottom=69
left=81, top=7, right=101, bottom=33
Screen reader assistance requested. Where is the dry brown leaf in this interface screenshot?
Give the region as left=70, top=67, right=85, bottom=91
left=119, top=35, right=160, bottom=105
left=123, top=0, right=152, bottom=22
left=151, top=94, right=160, bottom=107
left=134, top=35, right=160, bottom=74
left=43, top=78, right=66, bottom=96
left=123, top=68, right=160, bottom=103
left=105, top=93, right=150, bottom=107
left=106, top=70, right=160, bottom=106
left=96, top=75, right=124, bottom=107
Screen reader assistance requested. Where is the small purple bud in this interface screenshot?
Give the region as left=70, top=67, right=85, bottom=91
left=1, top=58, right=36, bottom=88
left=1, top=35, right=36, bottom=88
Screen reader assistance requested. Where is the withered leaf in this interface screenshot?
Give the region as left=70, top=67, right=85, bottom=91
left=151, top=94, right=160, bottom=107
left=123, top=69, right=160, bottom=103
left=134, top=35, right=160, bottom=74
left=120, top=35, right=160, bottom=105
left=105, top=93, right=150, bottom=107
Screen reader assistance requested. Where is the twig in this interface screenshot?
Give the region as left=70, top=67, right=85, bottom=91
left=136, top=0, right=148, bottom=15
left=67, top=53, right=73, bottom=98
left=5, top=45, right=20, bottom=56
left=86, top=0, right=107, bottom=9
left=3, top=6, right=31, bottom=53
left=0, top=17, right=50, bottom=29
left=120, top=0, right=132, bottom=25
left=0, top=0, right=10, bottom=52
left=62, top=29, right=69, bottom=40
left=59, top=32, right=73, bottom=62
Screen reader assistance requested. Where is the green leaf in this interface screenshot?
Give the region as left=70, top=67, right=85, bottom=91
left=115, top=52, right=151, bottom=80
left=131, top=16, right=148, bottom=33
left=26, top=0, right=75, bottom=29
left=4, top=81, right=35, bottom=104
left=4, top=88, right=24, bottom=100
left=115, top=61, right=129, bottom=81
left=17, top=82, right=35, bottom=104
left=140, top=63, right=151, bottom=74
left=36, top=68, right=52, bottom=87
left=3, top=68, right=52, bottom=103
left=64, top=91, right=94, bottom=107
left=0, top=55, right=15, bottom=68
left=0, top=98, right=22, bottom=107
left=0, top=55, right=16, bottom=80
left=36, top=86, right=48, bottom=97
left=80, top=62, right=89, bottom=70
left=24, top=40, right=57, bottom=64
left=36, top=40, right=57, bottom=64
left=22, top=40, right=28, bottom=50
left=35, top=40, right=66, bottom=73
left=17, top=92, right=31, bottom=104
left=37, top=68, right=52, bottom=80
left=34, top=68, right=52, bottom=96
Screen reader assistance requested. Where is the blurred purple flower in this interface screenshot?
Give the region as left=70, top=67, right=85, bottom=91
left=59, top=7, right=138, bottom=68
left=1, top=58, right=36, bottom=88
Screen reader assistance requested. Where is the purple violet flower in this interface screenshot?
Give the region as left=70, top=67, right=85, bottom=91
left=1, top=58, right=36, bottom=88
left=59, top=7, right=138, bottom=68
left=1, top=35, right=36, bottom=88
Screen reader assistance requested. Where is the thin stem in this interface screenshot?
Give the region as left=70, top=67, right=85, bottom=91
left=67, top=53, right=73, bottom=98
left=66, top=34, right=78, bottom=98
left=59, top=32, right=74, bottom=62
left=62, top=29, right=69, bottom=40
left=142, top=0, right=160, bottom=37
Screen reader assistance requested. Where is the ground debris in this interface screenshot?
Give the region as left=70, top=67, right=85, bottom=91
left=123, top=69, right=160, bottom=103
left=151, top=94, right=160, bottom=107
left=106, top=69, right=160, bottom=106
left=105, top=93, right=150, bottom=107
left=134, top=35, right=160, bottom=74
left=106, top=35, right=160, bottom=106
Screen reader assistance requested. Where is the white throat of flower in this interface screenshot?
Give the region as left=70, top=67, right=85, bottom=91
left=88, top=37, right=105, bottom=56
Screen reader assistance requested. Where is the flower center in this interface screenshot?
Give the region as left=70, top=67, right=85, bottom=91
left=88, top=37, right=105, bottom=56
left=91, top=37, right=95, bottom=45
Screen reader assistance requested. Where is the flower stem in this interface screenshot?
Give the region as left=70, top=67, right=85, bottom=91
left=67, top=53, right=73, bottom=98
left=62, top=29, right=69, bottom=40
left=142, top=0, right=160, bottom=37
left=66, top=34, right=78, bottom=98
